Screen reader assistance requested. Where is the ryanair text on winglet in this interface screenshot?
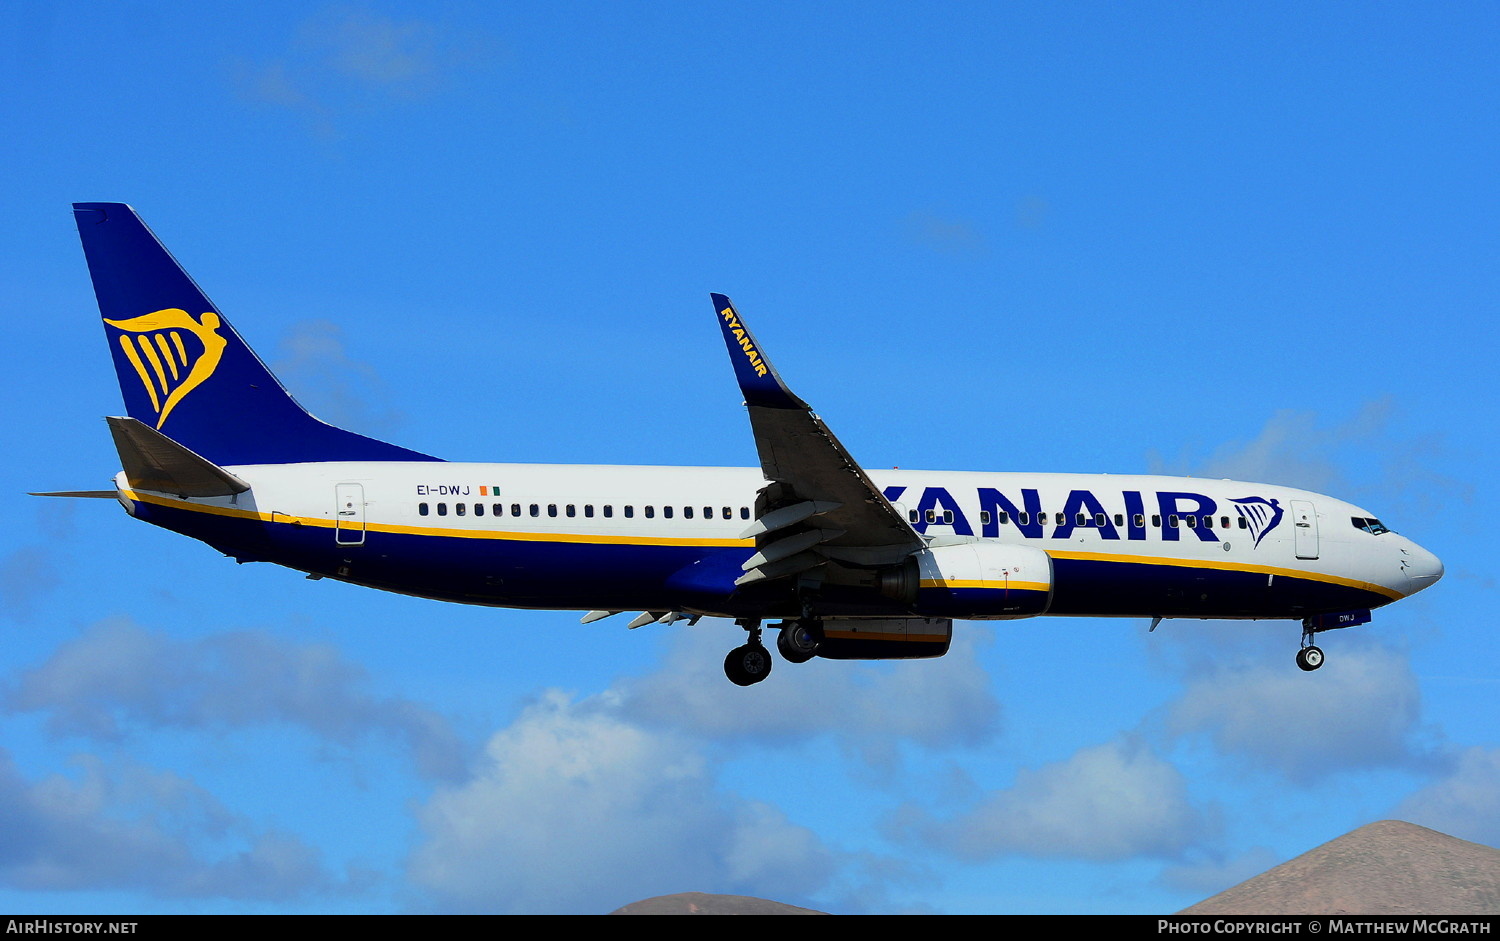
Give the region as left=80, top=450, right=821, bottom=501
left=719, top=307, right=769, bottom=378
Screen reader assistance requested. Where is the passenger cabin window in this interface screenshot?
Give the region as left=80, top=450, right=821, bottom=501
left=474, top=503, right=484, bottom=516
left=1114, top=513, right=1124, bottom=526
left=684, top=506, right=694, bottom=519
left=493, top=503, right=503, bottom=516
left=1095, top=513, right=1107, bottom=527
left=603, top=505, right=613, bottom=518
left=1169, top=514, right=1180, bottom=528
left=1076, top=513, right=1088, bottom=526
left=925, top=509, right=936, bottom=523
left=663, top=506, right=673, bottom=519
left=437, top=503, right=448, bottom=516
left=998, top=511, right=1009, bottom=524
left=456, top=503, right=466, bottom=516
left=722, top=507, right=731, bottom=519
left=1220, top=516, right=1230, bottom=528
left=548, top=504, right=558, bottom=518
left=584, top=505, right=594, bottom=518
left=419, top=503, right=429, bottom=516
left=703, top=506, right=712, bottom=519
left=644, top=506, right=655, bottom=519
left=530, top=504, right=539, bottom=517
left=909, top=509, right=920, bottom=523
left=624, top=506, right=634, bottom=518
left=740, top=507, right=750, bottom=519
left=1238, top=517, right=1248, bottom=529
left=1151, top=514, right=1161, bottom=527
left=1055, top=512, right=1066, bottom=525
left=979, top=511, right=991, bottom=526
left=1133, top=514, right=1145, bottom=527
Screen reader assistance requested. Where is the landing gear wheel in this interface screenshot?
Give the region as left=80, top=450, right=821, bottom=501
left=725, top=644, right=773, bottom=686
left=776, top=620, right=821, bottom=664
left=1296, top=645, right=1324, bottom=672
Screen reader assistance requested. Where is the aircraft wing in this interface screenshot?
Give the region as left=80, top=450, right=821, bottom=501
left=712, top=294, right=922, bottom=586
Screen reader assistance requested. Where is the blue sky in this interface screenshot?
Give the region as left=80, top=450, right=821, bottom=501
left=1, top=1, right=1495, bottom=914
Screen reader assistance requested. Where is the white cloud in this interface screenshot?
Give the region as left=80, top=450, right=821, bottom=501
left=1156, top=846, right=1280, bottom=899
left=1166, top=645, right=1429, bottom=783
left=1394, top=747, right=1500, bottom=847
left=4, top=618, right=465, bottom=780
left=407, top=690, right=838, bottom=914
left=274, top=320, right=404, bottom=437
left=903, top=209, right=988, bottom=258
left=611, top=625, right=1000, bottom=763
left=0, top=546, right=59, bottom=621
left=893, top=737, right=1208, bottom=862
left=0, top=750, right=349, bottom=899
left=230, top=9, right=498, bottom=140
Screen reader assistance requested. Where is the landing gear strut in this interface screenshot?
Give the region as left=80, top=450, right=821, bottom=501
left=1297, top=623, right=1324, bottom=672
left=724, top=619, right=773, bottom=686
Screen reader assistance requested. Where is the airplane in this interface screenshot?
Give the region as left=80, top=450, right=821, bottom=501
left=41, top=202, right=1444, bottom=686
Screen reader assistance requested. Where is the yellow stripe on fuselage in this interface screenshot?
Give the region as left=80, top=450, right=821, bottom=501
left=120, top=489, right=753, bottom=549
left=919, top=579, right=1052, bottom=592
left=118, top=490, right=1403, bottom=598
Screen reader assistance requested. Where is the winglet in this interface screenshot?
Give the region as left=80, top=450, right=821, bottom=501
left=710, top=294, right=807, bottom=410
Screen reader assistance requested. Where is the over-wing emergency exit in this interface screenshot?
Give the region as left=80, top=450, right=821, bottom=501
left=42, top=204, right=1443, bottom=685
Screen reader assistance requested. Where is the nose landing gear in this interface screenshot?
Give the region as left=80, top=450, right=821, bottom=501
left=1296, top=642, right=1324, bottom=672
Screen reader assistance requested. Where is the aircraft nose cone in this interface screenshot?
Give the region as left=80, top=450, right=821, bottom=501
left=1403, top=543, right=1444, bottom=595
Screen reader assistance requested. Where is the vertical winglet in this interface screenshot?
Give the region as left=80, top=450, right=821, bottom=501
left=710, top=294, right=807, bottom=410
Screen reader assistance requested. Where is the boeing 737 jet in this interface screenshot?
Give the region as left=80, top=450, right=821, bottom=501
left=42, top=203, right=1444, bottom=685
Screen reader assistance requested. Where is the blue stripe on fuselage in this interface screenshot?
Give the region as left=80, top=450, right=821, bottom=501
left=129, top=497, right=1390, bottom=620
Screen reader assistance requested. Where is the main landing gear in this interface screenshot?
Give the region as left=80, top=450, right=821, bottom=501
left=723, top=618, right=824, bottom=685
left=724, top=619, right=773, bottom=686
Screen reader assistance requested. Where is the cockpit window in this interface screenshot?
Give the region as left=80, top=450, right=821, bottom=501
left=1351, top=517, right=1391, bottom=535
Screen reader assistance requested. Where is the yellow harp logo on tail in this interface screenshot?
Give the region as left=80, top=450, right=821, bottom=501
left=103, top=309, right=227, bottom=429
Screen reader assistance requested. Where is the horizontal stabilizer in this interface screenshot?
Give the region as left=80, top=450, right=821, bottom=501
left=29, top=490, right=117, bottom=499
left=107, top=416, right=249, bottom=497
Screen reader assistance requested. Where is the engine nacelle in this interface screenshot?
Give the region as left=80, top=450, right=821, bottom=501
left=814, top=617, right=952, bottom=660
left=911, top=542, right=1053, bottom=619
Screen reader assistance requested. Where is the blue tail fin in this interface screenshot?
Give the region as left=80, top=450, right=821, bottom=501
left=73, top=203, right=441, bottom=465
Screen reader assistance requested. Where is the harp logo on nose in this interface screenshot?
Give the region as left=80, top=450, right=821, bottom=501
left=1231, top=496, right=1285, bottom=548
left=103, top=309, right=227, bottom=429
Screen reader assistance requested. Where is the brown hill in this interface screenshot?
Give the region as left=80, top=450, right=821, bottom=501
left=610, top=892, right=828, bottom=915
left=1181, top=820, right=1500, bottom=915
